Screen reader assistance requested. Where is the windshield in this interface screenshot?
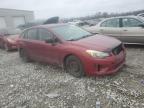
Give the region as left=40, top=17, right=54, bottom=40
left=51, top=25, right=92, bottom=41
left=9, top=35, right=19, bottom=38
left=138, top=16, right=144, bottom=22
left=0, top=29, right=21, bottom=36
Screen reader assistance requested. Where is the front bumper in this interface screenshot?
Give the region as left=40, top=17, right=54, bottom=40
left=7, top=42, right=18, bottom=50
left=84, top=50, right=126, bottom=76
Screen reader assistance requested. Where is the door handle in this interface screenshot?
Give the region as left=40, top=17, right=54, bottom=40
left=123, top=29, right=128, bottom=31
left=100, top=29, right=104, bottom=31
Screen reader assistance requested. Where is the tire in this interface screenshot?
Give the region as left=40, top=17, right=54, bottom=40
left=0, top=44, right=3, bottom=49
left=19, top=49, right=30, bottom=62
left=65, top=55, right=85, bottom=78
left=4, top=43, right=10, bottom=51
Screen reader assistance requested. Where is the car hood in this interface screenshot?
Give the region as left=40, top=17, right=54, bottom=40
left=70, top=34, right=121, bottom=52
left=7, top=35, right=19, bottom=40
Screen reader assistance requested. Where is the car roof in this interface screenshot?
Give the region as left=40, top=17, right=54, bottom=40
left=101, top=16, right=141, bottom=21
left=32, top=23, right=69, bottom=29
left=97, top=15, right=144, bottom=25
left=22, top=23, right=70, bottom=32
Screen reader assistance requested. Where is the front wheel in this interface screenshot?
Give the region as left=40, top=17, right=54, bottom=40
left=65, top=55, right=85, bottom=78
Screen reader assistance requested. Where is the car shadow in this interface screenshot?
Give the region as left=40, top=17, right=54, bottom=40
left=7, top=49, right=18, bottom=53
left=124, top=44, right=144, bottom=48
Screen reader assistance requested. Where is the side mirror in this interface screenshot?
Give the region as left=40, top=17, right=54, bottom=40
left=45, top=38, right=59, bottom=45
left=138, top=24, right=144, bottom=28
left=45, top=38, right=54, bottom=43
left=89, top=24, right=94, bottom=26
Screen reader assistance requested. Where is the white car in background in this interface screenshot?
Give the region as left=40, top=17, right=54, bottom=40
left=85, top=16, right=144, bottom=44
left=137, top=13, right=144, bottom=17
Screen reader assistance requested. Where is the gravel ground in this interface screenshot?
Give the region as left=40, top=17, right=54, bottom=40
left=0, top=46, right=144, bottom=108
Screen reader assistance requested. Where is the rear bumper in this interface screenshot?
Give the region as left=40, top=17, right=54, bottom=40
left=84, top=50, right=126, bottom=76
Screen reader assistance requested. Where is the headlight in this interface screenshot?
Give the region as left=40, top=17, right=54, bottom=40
left=86, top=50, right=110, bottom=58
left=7, top=38, right=15, bottom=43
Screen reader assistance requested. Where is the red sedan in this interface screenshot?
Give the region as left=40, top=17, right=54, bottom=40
left=0, top=34, right=19, bottom=51
left=18, top=24, right=126, bottom=77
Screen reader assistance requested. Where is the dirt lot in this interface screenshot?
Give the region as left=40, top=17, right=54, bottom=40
left=0, top=46, right=144, bottom=108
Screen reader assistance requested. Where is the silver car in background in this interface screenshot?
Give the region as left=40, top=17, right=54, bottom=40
left=86, top=16, right=144, bottom=44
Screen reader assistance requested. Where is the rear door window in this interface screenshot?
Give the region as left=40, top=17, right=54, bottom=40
left=27, top=28, right=39, bottom=40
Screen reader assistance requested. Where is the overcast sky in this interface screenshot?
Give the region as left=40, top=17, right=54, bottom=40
left=0, top=0, right=144, bottom=19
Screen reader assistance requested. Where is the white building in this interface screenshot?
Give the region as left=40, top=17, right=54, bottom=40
left=0, top=8, right=34, bottom=34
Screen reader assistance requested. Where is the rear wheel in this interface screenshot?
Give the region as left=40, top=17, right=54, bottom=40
left=19, top=49, right=30, bottom=62
left=4, top=43, right=10, bottom=51
left=65, top=55, right=85, bottom=78
left=0, top=44, right=4, bottom=49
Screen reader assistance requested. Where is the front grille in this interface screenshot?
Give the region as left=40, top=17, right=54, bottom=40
left=112, top=44, right=123, bottom=55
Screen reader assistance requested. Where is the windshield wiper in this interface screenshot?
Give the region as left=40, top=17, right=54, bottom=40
left=68, top=34, right=94, bottom=41
left=68, top=39, right=78, bottom=41
left=80, top=34, right=94, bottom=39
